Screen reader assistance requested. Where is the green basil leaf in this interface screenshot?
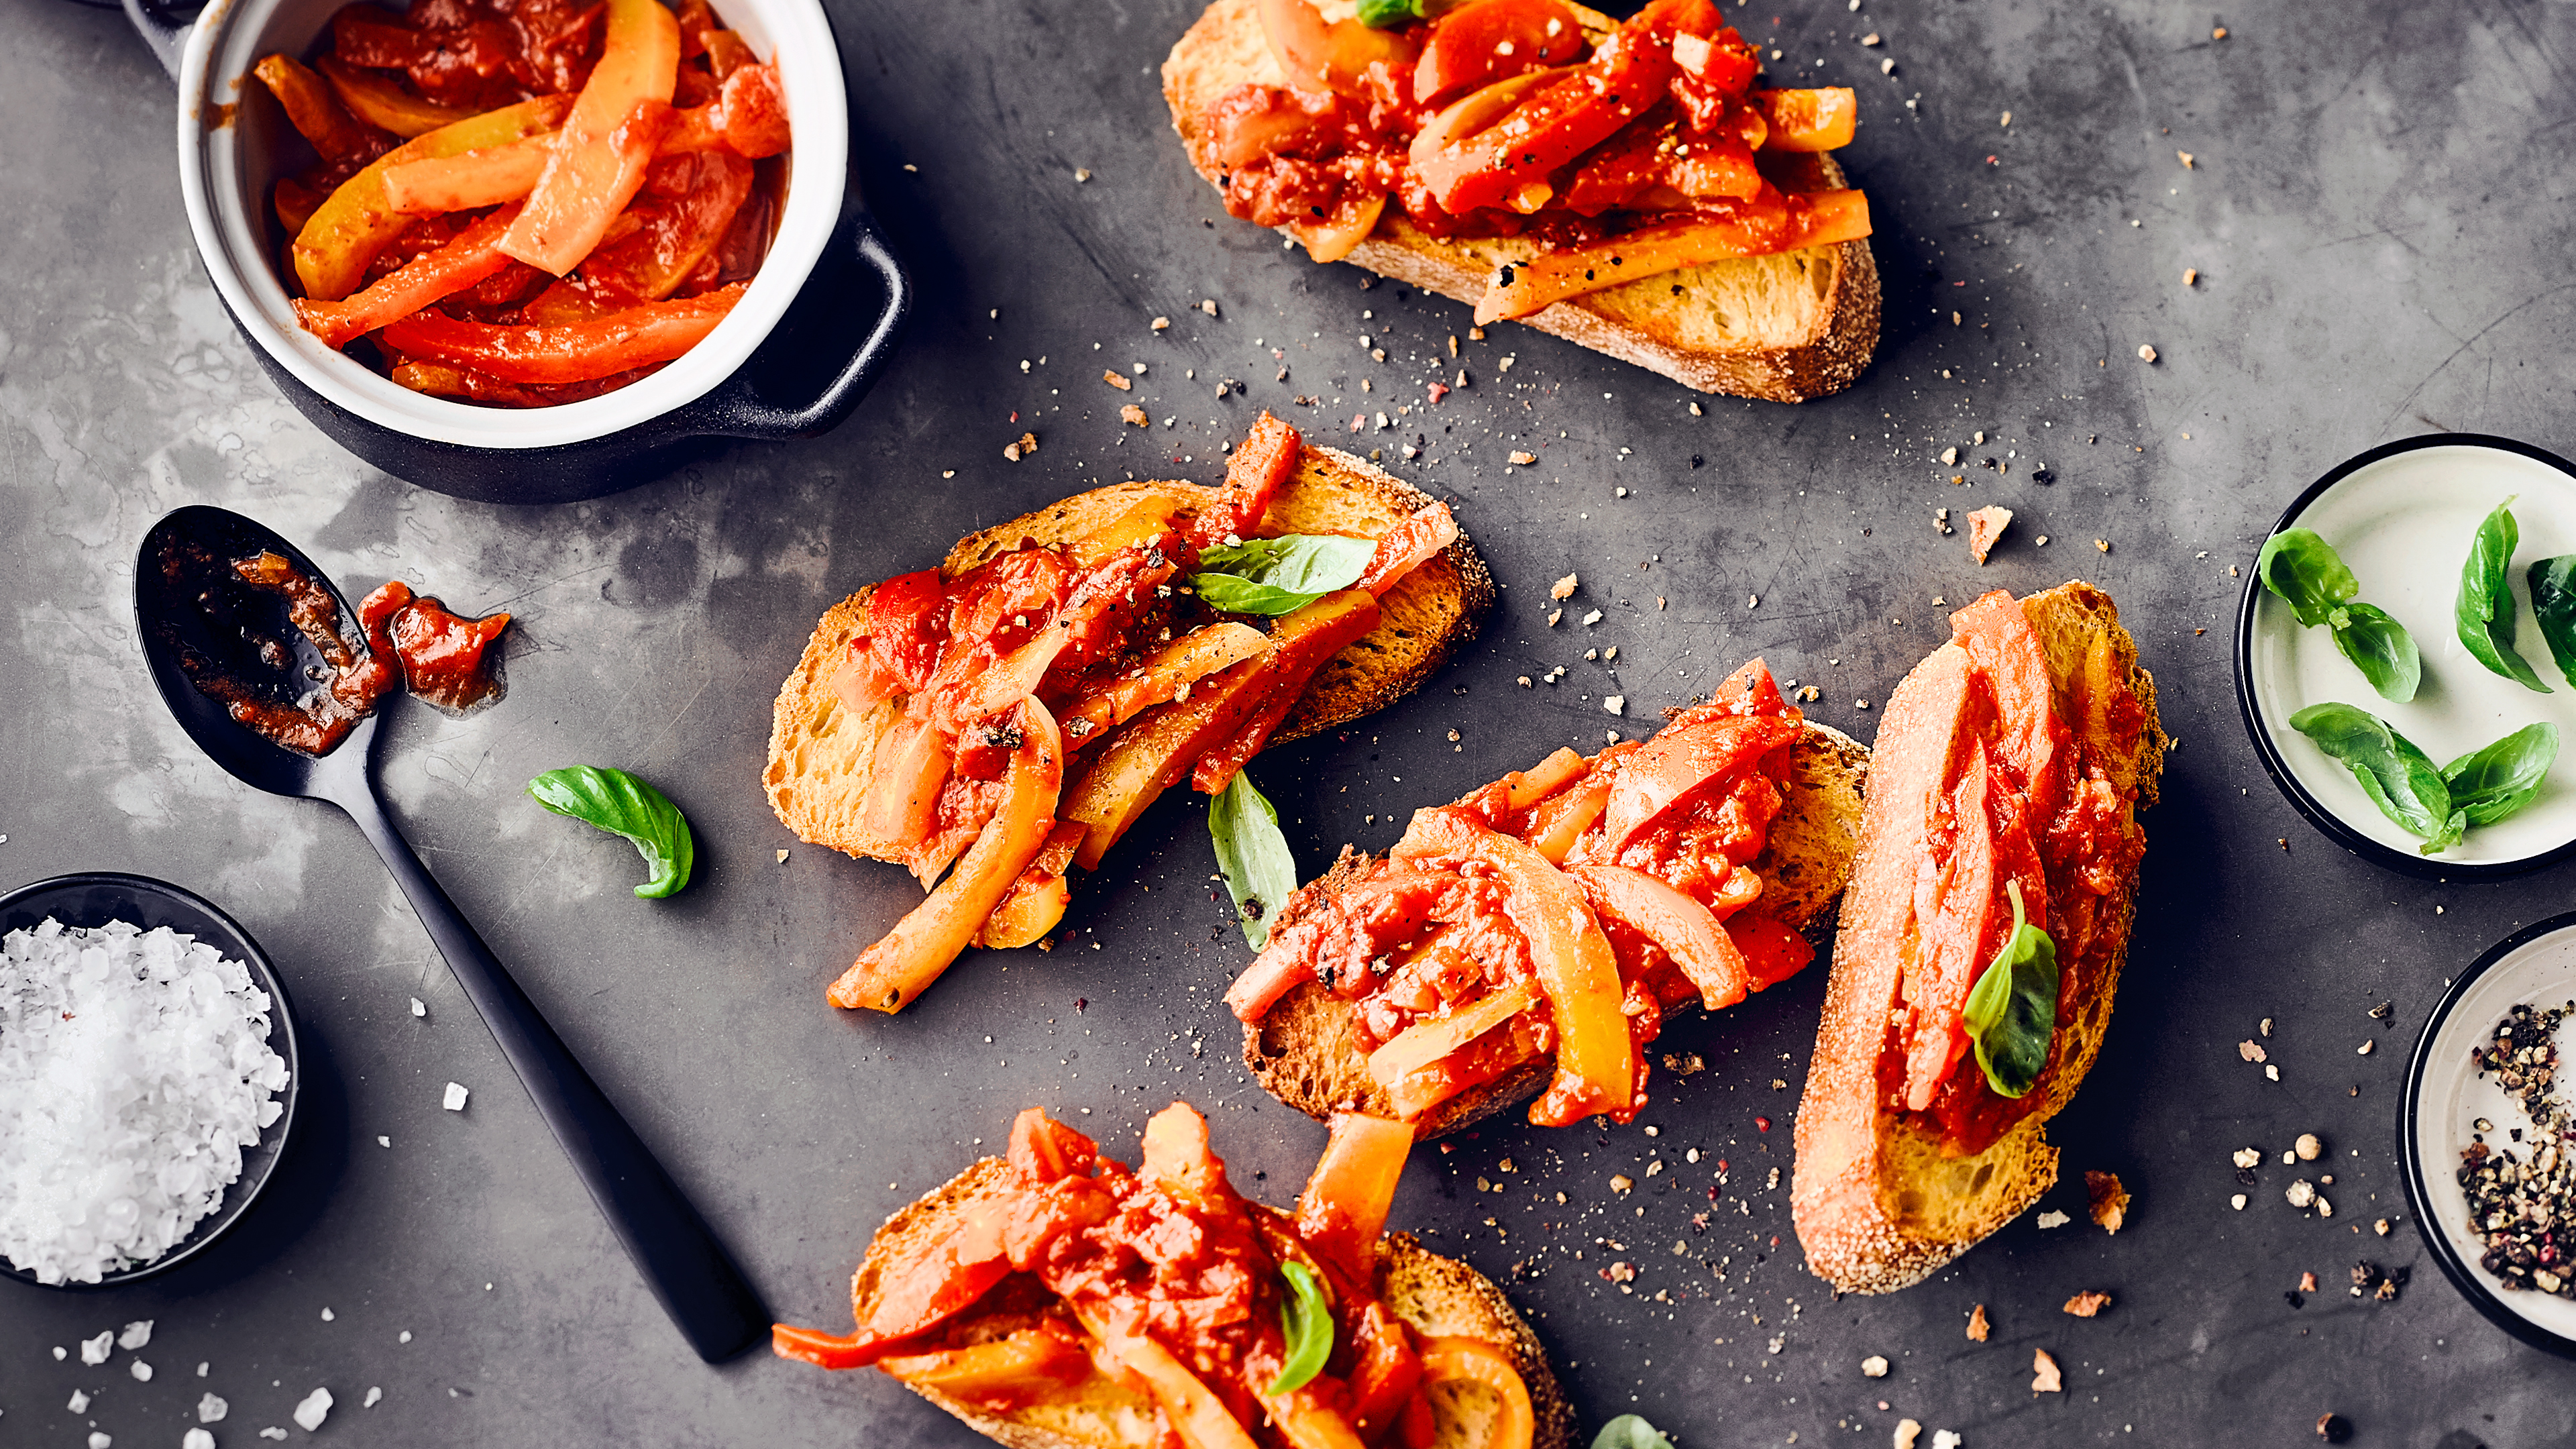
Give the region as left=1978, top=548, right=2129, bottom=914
left=2442, top=721, right=2560, bottom=828
left=527, top=765, right=695, bottom=898
left=1354, top=0, right=1428, bottom=27
left=2456, top=499, right=2550, bottom=692
left=1961, top=880, right=2059, bottom=1099
left=1191, top=534, right=1377, bottom=616
left=2257, top=527, right=2360, bottom=629
left=1269, top=1261, right=1334, bottom=1396
left=1592, top=1417, right=1678, bottom=1449
left=2528, top=555, right=2576, bottom=687
left=1210, top=771, right=1300, bottom=949
left=2328, top=601, right=2422, bottom=703
left=2286, top=702, right=2455, bottom=845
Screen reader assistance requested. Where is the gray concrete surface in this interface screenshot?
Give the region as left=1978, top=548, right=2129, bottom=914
left=5, top=0, right=2575, bottom=1444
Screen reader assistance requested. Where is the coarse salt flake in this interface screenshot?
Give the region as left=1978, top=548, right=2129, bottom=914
left=199, top=1392, right=229, bottom=1423
left=292, top=1387, right=333, bottom=1432
left=185, top=1432, right=215, bottom=1449
left=364, top=1387, right=383, bottom=1409
left=119, top=1320, right=152, bottom=1349
left=443, top=1082, right=469, bottom=1112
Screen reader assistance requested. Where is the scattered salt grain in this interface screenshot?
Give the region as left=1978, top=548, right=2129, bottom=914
left=442, top=1083, right=469, bottom=1112
left=118, top=1321, right=152, bottom=1350
left=364, top=1387, right=382, bottom=1409
left=53, top=1345, right=67, bottom=1360
left=409, top=998, right=425, bottom=1018
left=319, top=1307, right=333, bottom=1322
left=398, top=1332, right=411, bottom=1344
left=1932, top=1432, right=1962, bottom=1449
left=199, top=1392, right=228, bottom=1422
left=186, top=1432, right=216, bottom=1449
left=89, top=1434, right=111, bottom=1449
left=83, top=1331, right=113, bottom=1364
left=131, top=1358, right=153, bottom=1381
left=292, top=1387, right=333, bottom=1432
left=69, top=1389, right=91, bottom=1413
left=0, top=920, right=287, bottom=1285
left=260, top=1429, right=287, bottom=1441
left=2036, top=1210, right=2070, bottom=1229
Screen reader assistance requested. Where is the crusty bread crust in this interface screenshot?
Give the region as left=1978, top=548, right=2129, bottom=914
left=1161, top=0, right=1881, bottom=402
left=1244, top=721, right=1870, bottom=1138
left=1790, top=582, right=2164, bottom=1295
left=763, top=446, right=1493, bottom=863
left=851, top=1159, right=1572, bottom=1449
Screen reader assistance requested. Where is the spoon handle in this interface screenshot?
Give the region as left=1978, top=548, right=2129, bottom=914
left=335, top=786, right=769, bottom=1362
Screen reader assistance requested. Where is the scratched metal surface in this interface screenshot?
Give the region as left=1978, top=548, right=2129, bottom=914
left=4, top=0, right=2575, bottom=1444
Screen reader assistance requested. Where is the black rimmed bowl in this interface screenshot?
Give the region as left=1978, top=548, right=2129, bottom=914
left=0, top=872, right=301, bottom=1290
left=122, top=0, right=908, bottom=504
left=2400, top=911, right=2576, bottom=1357
left=2235, top=433, right=2576, bottom=880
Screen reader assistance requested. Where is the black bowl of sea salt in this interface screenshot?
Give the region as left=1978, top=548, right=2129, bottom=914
left=2402, top=911, right=2576, bottom=1357
left=0, top=873, right=300, bottom=1289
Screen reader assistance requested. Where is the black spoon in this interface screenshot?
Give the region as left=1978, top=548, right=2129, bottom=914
left=133, top=505, right=769, bottom=1363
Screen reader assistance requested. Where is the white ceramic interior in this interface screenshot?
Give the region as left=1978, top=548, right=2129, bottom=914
left=2410, top=924, right=2576, bottom=1343
left=175, top=0, right=849, bottom=448
left=2246, top=443, right=2576, bottom=867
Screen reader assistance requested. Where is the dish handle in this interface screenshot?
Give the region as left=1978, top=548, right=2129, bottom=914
left=121, top=0, right=198, bottom=81
left=676, top=196, right=912, bottom=442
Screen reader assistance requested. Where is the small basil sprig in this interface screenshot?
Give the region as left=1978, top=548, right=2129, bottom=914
left=527, top=765, right=696, bottom=898
left=2288, top=703, right=2463, bottom=853
left=1354, top=0, right=1430, bottom=27
left=2442, top=722, right=2560, bottom=828
left=2457, top=499, right=2550, bottom=692
left=1210, top=771, right=1299, bottom=949
left=2255, top=527, right=2420, bottom=702
left=1268, top=1261, right=1333, bottom=1396
left=1961, top=880, right=2059, bottom=1099
left=1191, top=535, right=1377, bottom=617
left=2528, top=555, right=2576, bottom=687
left=1593, top=1417, right=1678, bottom=1449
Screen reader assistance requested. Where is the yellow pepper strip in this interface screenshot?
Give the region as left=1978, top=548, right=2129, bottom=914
left=498, top=0, right=681, bottom=276
left=1412, top=1338, right=1536, bottom=1449
left=292, top=95, right=572, bottom=302
left=315, top=55, right=477, bottom=138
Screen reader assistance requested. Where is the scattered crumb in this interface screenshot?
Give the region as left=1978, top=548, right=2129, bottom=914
left=2233, top=1147, right=2262, bottom=1169
left=292, top=1387, right=333, bottom=1432
left=1002, top=431, right=1038, bottom=462
left=1102, top=369, right=1130, bottom=391
left=2139, top=343, right=2159, bottom=362
left=2063, top=1290, right=2112, bottom=1318
left=2184, top=267, right=2199, bottom=286
left=2036, top=1210, right=2071, bottom=1230
left=2300, top=1271, right=2319, bottom=1293
left=2178, top=150, right=2196, bottom=169
left=1151, top=316, right=1170, bottom=332
left=409, top=997, right=426, bottom=1017
left=2032, top=1347, right=2062, bottom=1393
left=1508, top=450, right=1538, bottom=466
left=2232, top=1193, right=2248, bottom=1210
left=82, top=1331, right=112, bottom=1365
left=2086, top=1171, right=2130, bottom=1233
left=199, top=1393, right=228, bottom=1423
left=2239, top=1040, right=2267, bottom=1063
left=1967, top=505, right=2012, bottom=563
left=1862, top=1354, right=1889, bottom=1378
left=2286, top=1179, right=2316, bottom=1208
left=1552, top=574, right=1579, bottom=599
left=1120, top=403, right=1149, bottom=427
left=185, top=1432, right=215, bottom=1449
left=120, top=1321, right=152, bottom=1350
left=2094, top=539, right=2110, bottom=553
left=364, top=1387, right=383, bottom=1409
left=1966, top=1303, right=1990, bottom=1341
left=775, top=849, right=790, bottom=863
left=1931, top=1432, right=1961, bottom=1449
left=2296, top=1133, right=2323, bottom=1161
left=1603, top=696, right=1625, bottom=716
left=2214, top=25, right=2228, bottom=38
left=132, top=1358, right=154, bottom=1381
left=1894, top=1422, right=1922, bottom=1449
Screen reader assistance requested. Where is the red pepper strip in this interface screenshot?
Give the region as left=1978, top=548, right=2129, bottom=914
left=1186, top=411, right=1301, bottom=549
left=1567, top=863, right=1749, bottom=1010
left=378, top=282, right=745, bottom=384
left=1188, top=590, right=1385, bottom=795
left=1724, top=910, right=1814, bottom=990
left=500, top=0, right=682, bottom=275
left=1346, top=1304, right=1424, bottom=1440
left=293, top=203, right=523, bottom=349
left=1353, top=502, right=1458, bottom=597
left=251, top=54, right=390, bottom=168
left=1752, top=87, right=1858, bottom=152
left=1949, top=588, right=2068, bottom=824
left=1475, top=188, right=1871, bottom=323
left=1902, top=738, right=2000, bottom=1110
left=1413, top=3, right=1681, bottom=216
left=771, top=1323, right=877, bottom=1370
left=768, top=1200, right=1016, bottom=1368
left=1598, top=712, right=1800, bottom=853
left=1007, top=1106, right=1099, bottom=1181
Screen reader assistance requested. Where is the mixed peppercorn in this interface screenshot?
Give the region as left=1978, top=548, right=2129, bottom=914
left=2459, top=1001, right=2576, bottom=1297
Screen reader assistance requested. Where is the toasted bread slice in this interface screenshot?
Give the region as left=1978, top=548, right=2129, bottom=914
left=764, top=445, right=1495, bottom=865
left=1243, top=721, right=1870, bottom=1139
left=1161, top=0, right=1881, bottom=402
left=856, top=1158, right=1573, bottom=1449
left=1790, top=582, right=2164, bottom=1295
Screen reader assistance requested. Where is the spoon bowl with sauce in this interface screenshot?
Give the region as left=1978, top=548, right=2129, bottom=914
left=132, top=506, right=769, bottom=1363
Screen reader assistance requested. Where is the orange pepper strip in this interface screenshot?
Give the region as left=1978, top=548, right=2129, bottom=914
left=975, top=820, right=1085, bottom=950
left=1293, top=1112, right=1415, bottom=1280
left=1565, top=863, right=1750, bottom=1010
left=292, top=203, right=522, bottom=349
left=828, top=698, right=1065, bottom=1012
left=1392, top=810, right=1633, bottom=1126
left=1364, top=981, right=1538, bottom=1106
left=1752, top=87, right=1858, bottom=152
left=294, top=95, right=573, bottom=301
left=879, top=1328, right=1097, bottom=1409
left=1352, top=501, right=1458, bottom=598
left=251, top=54, right=386, bottom=166
left=499, top=0, right=682, bottom=275
left=1411, top=1338, right=1536, bottom=1449
left=1475, top=188, right=1872, bottom=323
left=377, top=282, right=745, bottom=385
left=1059, top=623, right=1271, bottom=753
left=315, top=54, right=477, bottom=138
left=1060, top=657, right=1274, bottom=873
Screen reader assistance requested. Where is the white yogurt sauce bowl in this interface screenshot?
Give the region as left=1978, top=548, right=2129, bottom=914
left=2236, top=434, right=2576, bottom=878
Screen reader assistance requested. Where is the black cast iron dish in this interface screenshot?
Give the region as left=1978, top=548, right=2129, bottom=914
left=123, top=0, right=908, bottom=505
left=133, top=505, right=770, bottom=1360
left=0, top=871, right=303, bottom=1291
left=2400, top=910, right=2576, bottom=1359
left=2234, top=432, right=2576, bottom=881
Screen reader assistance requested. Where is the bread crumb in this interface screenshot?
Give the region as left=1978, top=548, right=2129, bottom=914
left=2184, top=267, right=2199, bottom=286
left=1894, top=1422, right=1922, bottom=1449
left=1151, top=316, right=1170, bottom=331
left=1966, top=1303, right=1990, bottom=1341
left=1508, top=450, right=1538, bottom=466
left=1003, top=431, right=1038, bottom=462
left=1546, top=610, right=1562, bottom=627
left=1934, top=506, right=1953, bottom=535
left=2138, top=343, right=2159, bottom=362
left=2031, top=1348, right=2062, bottom=1393
left=1103, top=369, right=1132, bottom=390
left=1967, top=505, right=2012, bottom=564
left=2086, top=1171, right=2130, bottom=1233
left=2240, top=1040, right=2267, bottom=1063
left=774, top=849, right=789, bottom=863
left=2094, top=539, right=2110, bottom=553
left=1610, top=1175, right=1633, bottom=1192
left=1552, top=574, right=1579, bottom=600
left=2178, top=150, right=2196, bottom=168
left=1931, top=1432, right=1960, bottom=1449
left=2233, top=1146, right=2261, bottom=1169
left=2213, top=25, right=2228, bottom=38
left=1603, top=696, right=1625, bottom=716
left=1582, top=610, right=1603, bottom=626
left=1121, top=403, right=1149, bottom=427
left=2232, top=1193, right=2249, bottom=1210
left=2036, top=1209, right=2070, bottom=1229
left=2063, top=1290, right=2112, bottom=1318
left=2295, top=1133, right=2323, bottom=1161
